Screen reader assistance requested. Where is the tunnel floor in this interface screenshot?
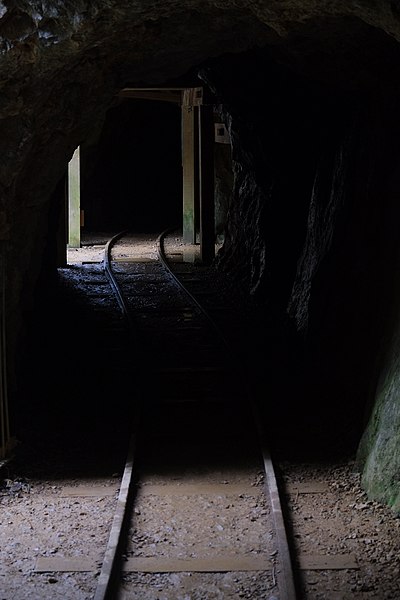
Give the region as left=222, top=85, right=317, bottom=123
left=1, top=231, right=399, bottom=599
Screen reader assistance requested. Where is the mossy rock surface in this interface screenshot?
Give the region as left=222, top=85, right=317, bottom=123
left=358, top=331, right=400, bottom=514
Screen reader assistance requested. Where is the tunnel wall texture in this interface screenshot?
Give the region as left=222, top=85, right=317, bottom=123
left=203, top=51, right=400, bottom=510
left=0, top=0, right=399, bottom=511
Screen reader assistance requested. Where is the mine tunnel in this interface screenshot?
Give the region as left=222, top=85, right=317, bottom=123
left=0, top=2, right=400, bottom=599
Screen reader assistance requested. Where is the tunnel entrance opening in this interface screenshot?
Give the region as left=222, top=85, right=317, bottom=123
left=65, top=97, right=183, bottom=265
left=64, top=84, right=230, bottom=266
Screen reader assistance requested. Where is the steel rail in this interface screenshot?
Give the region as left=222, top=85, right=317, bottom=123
left=156, top=229, right=228, bottom=350
left=104, top=230, right=134, bottom=329
left=94, top=229, right=297, bottom=600
left=93, top=231, right=139, bottom=600
left=95, top=228, right=237, bottom=600
left=93, top=434, right=136, bottom=600
left=157, top=227, right=298, bottom=600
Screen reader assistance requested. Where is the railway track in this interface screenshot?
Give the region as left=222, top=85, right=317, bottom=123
left=5, top=230, right=399, bottom=600
left=28, top=233, right=296, bottom=600
left=92, top=230, right=297, bottom=600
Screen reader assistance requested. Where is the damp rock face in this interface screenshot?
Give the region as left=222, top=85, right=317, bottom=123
left=1, top=1, right=400, bottom=510
left=357, top=347, right=400, bottom=513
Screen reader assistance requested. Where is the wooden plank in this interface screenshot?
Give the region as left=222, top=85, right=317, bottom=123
left=136, top=483, right=260, bottom=496
left=123, top=555, right=271, bottom=573
left=35, top=557, right=96, bottom=572
left=35, top=554, right=272, bottom=574
left=59, top=485, right=118, bottom=497
left=299, top=554, right=359, bottom=570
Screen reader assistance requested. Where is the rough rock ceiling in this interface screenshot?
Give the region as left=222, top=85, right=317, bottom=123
left=1, top=1, right=399, bottom=218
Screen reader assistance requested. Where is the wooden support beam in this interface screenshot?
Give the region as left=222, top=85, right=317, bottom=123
left=120, top=87, right=186, bottom=92
left=68, top=147, right=81, bottom=248
left=198, top=104, right=215, bottom=264
left=182, top=105, right=196, bottom=244
left=118, top=86, right=202, bottom=106
left=182, top=87, right=204, bottom=107
left=118, top=90, right=182, bottom=104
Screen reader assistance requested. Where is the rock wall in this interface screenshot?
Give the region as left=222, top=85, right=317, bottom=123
left=202, top=43, right=400, bottom=510
left=355, top=135, right=400, bottom=513
left=1, top=1, right=400, bottom=510
left=357, top=330, right=400, bottom=513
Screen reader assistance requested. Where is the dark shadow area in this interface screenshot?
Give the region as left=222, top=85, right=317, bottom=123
left=81, top=99, right=182, bottom=232
left=11, top=262, right=136, bottom=478
left=196, top=43, right=400, bottom=473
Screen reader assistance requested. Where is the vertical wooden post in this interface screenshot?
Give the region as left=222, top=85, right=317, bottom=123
left=182, top=104, right=196, bottom=244
left=68, top=146, right=80, bottom=248
left=199, top=103, right=215, bottom=264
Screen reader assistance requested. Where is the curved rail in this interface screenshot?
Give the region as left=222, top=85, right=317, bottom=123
left=104, top=230, right=133, bottom=326
left=156, top=229, right=231, bottom=352
left=157, top=227, right=298, bottom=600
